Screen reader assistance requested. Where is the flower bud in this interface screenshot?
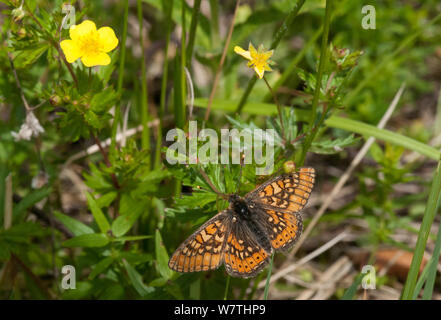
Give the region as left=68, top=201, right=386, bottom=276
left=11, top=6, right=25, bottom=22
left=283, top=160, right=296, bottom=173
left=49, top=95, right=62, bottom=106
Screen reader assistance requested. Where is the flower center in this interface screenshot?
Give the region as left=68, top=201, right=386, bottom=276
left=78, top=31, right=101, bottom=56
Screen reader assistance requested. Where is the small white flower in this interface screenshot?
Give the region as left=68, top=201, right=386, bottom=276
left=11, top=111, right=45, bottom=141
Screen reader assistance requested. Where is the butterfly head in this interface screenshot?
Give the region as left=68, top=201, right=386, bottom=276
left=228, top=194, right=241, bottom=203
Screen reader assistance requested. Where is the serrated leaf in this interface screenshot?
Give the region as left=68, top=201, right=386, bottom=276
left=174, top=191, right=218, bottom=209
left=13, top=43, right=49, bottom=68
left=62, top=233, right=109, bottom=248
left=310, top=134, right=359, bottom=154
left=122, top=259, right=155, bottom=297
left=53, top=211, right=94, bottom=236
left=90, top=87, right=118, bottom=114
left=155, top=229, right=173, bottom=280
left=86, top=192, right=110, bottom=233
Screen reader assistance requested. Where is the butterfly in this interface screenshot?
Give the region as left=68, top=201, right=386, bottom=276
left=168, top=167, right=315, bottom=278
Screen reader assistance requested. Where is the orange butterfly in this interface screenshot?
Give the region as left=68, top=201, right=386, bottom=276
left=168, top=167, right=315, bottom=278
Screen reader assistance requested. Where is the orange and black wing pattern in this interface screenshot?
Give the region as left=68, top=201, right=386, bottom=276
left=246, top=167, right=315, bottom=252
left=247, top=167, right=315, bottom=214
left=168, top=210, right=230, bottom=273
left=255, top=208, right=303, bottom=252
left=223, top=221, right=272, bottom=278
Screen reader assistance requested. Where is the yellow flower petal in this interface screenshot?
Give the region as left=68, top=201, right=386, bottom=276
left=81, top=52, right=111, bottom=67
left=70, top=20, right=97, bottom=41
left=60, top=39, right=82, bottom=63
left=254, top=66, right=265, bottom=79
left=234, top=46, right=251, bottom=60
left=97, top=27, right=119, bottom=52
left=261, top=50, right=274, bottom=60
left=248, top=42, right=258, bottom=59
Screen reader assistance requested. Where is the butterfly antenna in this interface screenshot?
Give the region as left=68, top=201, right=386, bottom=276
left=198, top=167, right=228, bottom=200
left=236, top=154, right=245, bottom=195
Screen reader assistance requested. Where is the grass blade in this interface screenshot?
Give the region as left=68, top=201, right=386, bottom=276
left=402, top=159, right=441, bottom=299
left=325, top=116, right=440, bottom=161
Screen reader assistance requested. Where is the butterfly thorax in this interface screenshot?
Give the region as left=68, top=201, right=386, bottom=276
left=229, top=195, right=252, bottom=220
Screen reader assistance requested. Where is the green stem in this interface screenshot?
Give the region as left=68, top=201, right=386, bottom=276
left=111, top=0, right=129, bottom=150
left=154, top=0, right=174, bottom=169
left=263, top=76, right=285, bottom=142
left=137, top=0, right=151, bottom=163
left=180, top=2, right=187, bottom=124
left=223, top=276, right=231, bottom=300
left=298, top=0, right=332, bottom=166
left=209, top=0, right=220, bottom=49
left=263, top=253, right=275, bottom=300
left=186, top=0, right=202, bottom=67
left=265, top=26, right=323, bottom=102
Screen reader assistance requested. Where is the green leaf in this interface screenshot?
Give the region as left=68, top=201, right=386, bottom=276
left=111, top=235, right=152, bottom=242
left=402, top=159, right=441, bottom=299
left=86, top=192, right=111, bottom=233
left=1, top=222, right=45, bottom=242
left=13, top=43, right=49, bottom=68
left=89, top=257, right=114, bottom=280
left=0, top=241, right=11, bottom=261
left=62, top=233, right=110, bottom=248
left=155, top=229, right=173, bottom=280
left=90, top=87, right=118, bottom=114
left=53, top=211, right=94, bottom=236
left=341, top=272, right=364, bottom=300
left=122, top=259, right=155, bottom=297
left=310, top=134, right=360, bottom=154
left=96, top=192, right=117, bottom=208
left=325, top=116, right=440, bottom=161
left=13, top=187, right=51, bottom=223
left=111, top=195, right=146, bottom=237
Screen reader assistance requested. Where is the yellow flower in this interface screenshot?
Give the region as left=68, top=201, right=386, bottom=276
left=234, top=42, right=274, bottom=79
left=60, top=20, right=118, bottom=67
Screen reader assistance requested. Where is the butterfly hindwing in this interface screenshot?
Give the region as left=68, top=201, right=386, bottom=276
left=253, top=207, right=303, bottom=252
left=223, top=220, right=272, bottom=278
left=168, top=210, right=230, bottom=273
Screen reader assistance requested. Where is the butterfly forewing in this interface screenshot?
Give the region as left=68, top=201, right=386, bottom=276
left=168, top=210, right=231, bottom=273
left=245, top=167, right=315, bottom=251
left=247, top=167, right=315, bottom=213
